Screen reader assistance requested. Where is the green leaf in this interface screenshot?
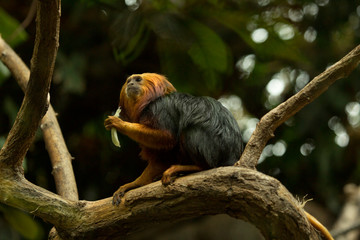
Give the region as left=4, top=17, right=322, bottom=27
left=0, top=7, right=28, bottom=47
left=213, top=10, right=309, bottom=64
left=187, top=20, right=229, bottom=73
left=0, top=136, right=5, bottom=148
left=111, top=10, right=149, bottom=64
left=3, top=97, right=19, bottom=125
left=0, top=61, right=11, bottom=85
left=55, top=52, right=86, bottom=95
left=0, top=204, right=44, bottom=240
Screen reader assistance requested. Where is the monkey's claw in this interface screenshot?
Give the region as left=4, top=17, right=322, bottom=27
left=112, top=190, right=125, bottom=206
left=161, top=174, right=176, bottom=186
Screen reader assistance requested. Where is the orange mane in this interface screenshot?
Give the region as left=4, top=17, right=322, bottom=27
left=119, top=73, right=176, bottom=122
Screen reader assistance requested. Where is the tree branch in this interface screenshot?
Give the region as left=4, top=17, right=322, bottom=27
left=0, top=166, right=321, bottom=240
left=0, top=0, right=61, bottom=171
left=236, top=44, right=360, bottom=169
left=0, top=36, right=78, bottom=201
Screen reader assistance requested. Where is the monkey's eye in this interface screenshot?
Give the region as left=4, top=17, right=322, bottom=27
left=135, top=76, right=142, bottom=82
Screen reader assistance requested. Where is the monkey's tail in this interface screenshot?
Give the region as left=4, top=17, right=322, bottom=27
left=305, top=211, right=334, bottom=240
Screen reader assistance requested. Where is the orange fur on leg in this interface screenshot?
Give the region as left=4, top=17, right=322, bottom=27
left=161, top=165, right=203, bottom=185
left=112, top=160, right=170, bottom=205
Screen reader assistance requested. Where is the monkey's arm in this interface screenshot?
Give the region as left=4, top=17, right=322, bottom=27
left=104, top=116, right=175, bottom=150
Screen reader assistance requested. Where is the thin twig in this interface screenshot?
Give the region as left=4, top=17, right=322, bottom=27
left=8, top=0, right=37, bottom=42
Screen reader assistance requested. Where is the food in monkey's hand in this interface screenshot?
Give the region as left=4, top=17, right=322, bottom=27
left=104, top=73, right=243, bottom=206
left=111, top=107, right=121, bottom=147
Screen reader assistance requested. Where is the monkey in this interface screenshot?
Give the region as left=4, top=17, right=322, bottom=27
left=104, top=73, right=333, bottom=240
left=104, top=73, right=243, bottom=205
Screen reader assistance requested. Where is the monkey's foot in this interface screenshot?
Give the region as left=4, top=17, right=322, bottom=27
left=112, top=189, right=125, bottom=206
left=161, top=172, right=177, bottom=186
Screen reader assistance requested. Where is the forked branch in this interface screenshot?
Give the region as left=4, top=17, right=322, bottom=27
left=0, top=35, right=78, bottom=201
left=0, top=0, right=61, bottom=171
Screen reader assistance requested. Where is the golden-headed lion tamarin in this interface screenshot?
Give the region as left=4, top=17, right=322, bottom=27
left=104, top=73, right=243, bottom=205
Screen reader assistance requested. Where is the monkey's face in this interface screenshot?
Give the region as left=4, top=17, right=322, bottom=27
left=119, top=73, right=176, bottom=121
left=125, top=75, right=144, bottom=100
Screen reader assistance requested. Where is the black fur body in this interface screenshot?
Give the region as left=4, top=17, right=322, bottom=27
left=139, top=92, right=244, bottom=168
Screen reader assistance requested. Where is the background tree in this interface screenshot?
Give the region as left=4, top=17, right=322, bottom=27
left=0, top=0, right=360, bottom=239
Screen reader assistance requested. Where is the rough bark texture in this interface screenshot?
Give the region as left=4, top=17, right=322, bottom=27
left=0, top=167, right=321, bottom=240
left=41, top=106, right=78, bottom=201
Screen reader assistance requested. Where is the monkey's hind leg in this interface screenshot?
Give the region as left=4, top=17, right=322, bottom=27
left=113, top=161, right=168, bottom=206
left=161, top=165, right=203, bottom=186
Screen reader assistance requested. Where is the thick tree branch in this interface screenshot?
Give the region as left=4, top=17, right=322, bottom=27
left=0, top=0, right=61, bottom=171
left=236, top=44, right=360, bottom=169
left=0, top=36, right=78, bottom=201
left=0, top=167, right=321, bottom=240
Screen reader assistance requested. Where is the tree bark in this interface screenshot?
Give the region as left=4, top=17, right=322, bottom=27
left=0, top=166, right=321, bottom=239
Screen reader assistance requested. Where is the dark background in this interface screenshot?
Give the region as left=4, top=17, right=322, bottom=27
left=0, top=0, right=359, bottom=239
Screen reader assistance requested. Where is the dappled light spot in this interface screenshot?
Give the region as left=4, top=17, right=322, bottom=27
left=125, top=0, right=141, bottom=11
left=345, top=101, right=360, bottom=127
left=315, top=0, right=329, bottom=7
left=258, top=140, right=287, bottom=164
left=242, top=118, right=259, bottom=143
left=288, top=8, right=304, bottom=22
left=251, top=28, right=268, bottom=43
left=328, top=116, right=350, bottom=148
left=257, top=0, right=270, bottom=7
left=304, top=27, right=317, bottom=43
left=300, top=140, right=316, bottom=156
left=266, top=77, right=285, bottom=96
left=335, top=132, right=349, bottom=147
left=274, top=23, right=295, bottom=40
left=303, top=3, right=319, bottom=17
left=219, top=95, right=258, bottom=144
left=295, top=70, right=310, bottom=92
left=272, top=140, right=287, bottom=157
left=236, top=54, right=256, bottom=77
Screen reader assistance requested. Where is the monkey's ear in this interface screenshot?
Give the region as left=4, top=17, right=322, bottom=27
left=145, top=73, right=176, bottom=95
left=162, top=76, right=176, bottom=94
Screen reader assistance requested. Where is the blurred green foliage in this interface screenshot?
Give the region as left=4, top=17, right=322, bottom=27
left=0, top=204, right=44, bottom=240
left=0, top=0, right=360, bottom=238
left=0, top=6, right=28, bottom=83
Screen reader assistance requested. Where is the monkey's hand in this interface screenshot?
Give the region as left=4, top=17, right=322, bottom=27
left=105, top=116, right=176, bottom=150
left=104, top=116, right=124, bottom=131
